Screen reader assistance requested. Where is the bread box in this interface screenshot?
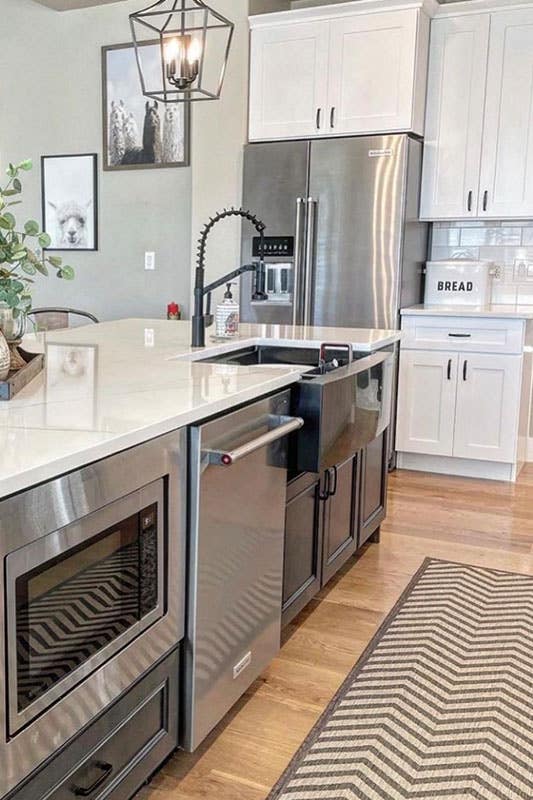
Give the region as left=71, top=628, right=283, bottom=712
left=424, top=260, right=495, bottom=306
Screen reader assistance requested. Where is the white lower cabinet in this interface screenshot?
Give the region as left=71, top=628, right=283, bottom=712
left=396, top=315, right=528, bottom=482
left=396, top=350, right=457, bottom=456
left=453, top=353, right=522, bottom=463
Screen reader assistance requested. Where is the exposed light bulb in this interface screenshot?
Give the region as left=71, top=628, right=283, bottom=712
left=187, top=38, right=202, bottom=65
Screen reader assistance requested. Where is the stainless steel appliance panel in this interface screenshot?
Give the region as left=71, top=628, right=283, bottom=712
left=309, top=135, right=408, bottom=331
left=185, top=391, right=296, bottom=751
left=0, top=431, right=186, bottom=799
left=241, top=141, right=309, bottom=325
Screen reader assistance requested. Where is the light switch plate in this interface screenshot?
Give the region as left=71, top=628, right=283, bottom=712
left=145, top=252, right=155, bottom=271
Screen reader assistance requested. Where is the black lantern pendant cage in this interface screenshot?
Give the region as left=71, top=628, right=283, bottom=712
left=130, top=0, right=234, bottom=103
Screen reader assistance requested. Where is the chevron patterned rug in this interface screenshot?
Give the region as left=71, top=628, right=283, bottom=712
left=269, top=558, right=533, bottom=800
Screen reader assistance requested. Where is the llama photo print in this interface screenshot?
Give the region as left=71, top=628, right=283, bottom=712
left=102, top=41, right=190, bottom=171
left=42, top=154, right=98, bottom=251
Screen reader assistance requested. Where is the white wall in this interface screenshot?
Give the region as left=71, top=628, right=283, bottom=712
left=0, top=0, right=250, bottom=321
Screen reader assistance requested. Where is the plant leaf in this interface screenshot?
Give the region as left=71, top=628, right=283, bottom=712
left=38, top=232, right=51, bottom=248
left=24, top=220, right=40, bottom=236
left=47, top=255, right=63, bottom=267
left=60, top=265, right=75, bottom=280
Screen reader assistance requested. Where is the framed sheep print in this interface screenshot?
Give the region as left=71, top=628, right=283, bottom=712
left=41, top=154, right=98, bottom=251
left=102, top=41, right=190, bottom=171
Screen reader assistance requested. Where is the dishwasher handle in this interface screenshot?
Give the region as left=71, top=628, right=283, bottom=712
left=205, top=415, right=304, bottom=466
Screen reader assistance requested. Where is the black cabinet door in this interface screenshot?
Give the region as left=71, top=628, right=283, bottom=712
left=358, top=430, right=389, bottom=547
left=282, top=473, right=322, bottom=627
left=321, top=455, right=359, bottom=586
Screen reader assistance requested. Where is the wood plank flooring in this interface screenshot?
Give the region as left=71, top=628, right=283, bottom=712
left=139, top=465, right=533, bottom=800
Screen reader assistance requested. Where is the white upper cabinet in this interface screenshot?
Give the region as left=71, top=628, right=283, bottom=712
left=419, top=15, right=489, bottom=220
left=249, top=3, right=431, bottom=142
left=248, top=21, right=329, bottom=141
left=327, top=10, right=425, bottom=136
left=479, top=10, right=533, bottom=219
left=421, top=5, right=533, bottom=220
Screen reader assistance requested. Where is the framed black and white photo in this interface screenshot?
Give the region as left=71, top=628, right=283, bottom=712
left=41, top=154, right=98, bottom=251
left=102, top=41, right=190, bottom=171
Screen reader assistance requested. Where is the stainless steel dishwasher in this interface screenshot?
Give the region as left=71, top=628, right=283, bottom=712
left=184, top=390, right=303, bottom=751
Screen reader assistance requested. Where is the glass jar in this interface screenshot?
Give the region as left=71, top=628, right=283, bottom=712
left=0, top=303, right=26, bottom=342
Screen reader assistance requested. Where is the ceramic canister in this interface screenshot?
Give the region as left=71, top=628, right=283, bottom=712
left=0, top=329, right=10, bottom=381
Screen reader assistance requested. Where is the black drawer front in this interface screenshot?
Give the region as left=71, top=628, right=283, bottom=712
left=11, top=649, right=179, bottom=800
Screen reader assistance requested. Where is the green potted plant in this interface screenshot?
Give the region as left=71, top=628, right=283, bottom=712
left=0, top=159, right=75, bottom=379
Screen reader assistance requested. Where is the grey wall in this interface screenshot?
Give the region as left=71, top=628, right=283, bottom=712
left=0, top=0, right=192, bottom=321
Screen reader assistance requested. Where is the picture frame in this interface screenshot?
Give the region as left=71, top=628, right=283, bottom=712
left=41, top=154, right=98, bottom=252
left=102, top=41, right=191, bottom=172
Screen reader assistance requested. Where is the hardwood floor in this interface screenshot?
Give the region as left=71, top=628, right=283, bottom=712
left=139, top=465, right=533, bottom=800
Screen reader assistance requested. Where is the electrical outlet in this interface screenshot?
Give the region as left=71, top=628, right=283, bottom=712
left=145, top=251, right=155, bottom=271
left=144, top=328, right=155, bottom=347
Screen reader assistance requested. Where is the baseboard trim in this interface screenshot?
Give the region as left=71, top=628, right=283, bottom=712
left=397, top=452, right=517, bottom=482
left=528, top=437, right=533, bottom=463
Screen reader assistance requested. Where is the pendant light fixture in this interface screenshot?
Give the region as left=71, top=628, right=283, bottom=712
left=130, top=0, right=234, bottom=104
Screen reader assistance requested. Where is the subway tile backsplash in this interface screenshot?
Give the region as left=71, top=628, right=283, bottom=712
left=430, top=220, right=533, bottom=305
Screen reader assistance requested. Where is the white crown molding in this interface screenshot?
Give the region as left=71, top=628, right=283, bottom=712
left=32, top=0, right=126, bottom=10
left=434, top=0, right=533, bottom=16
left=249, top=0, right=440, bottom=28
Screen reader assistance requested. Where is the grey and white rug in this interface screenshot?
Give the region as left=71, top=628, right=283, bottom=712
left=269, top=558, right=533, bottom=799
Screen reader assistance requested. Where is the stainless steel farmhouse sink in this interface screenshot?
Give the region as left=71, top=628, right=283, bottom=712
left=198, top=343, right=395, bottom=473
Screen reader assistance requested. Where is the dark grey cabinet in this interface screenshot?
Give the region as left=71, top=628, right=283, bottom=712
left=358, top=430, right=388, bottom=547
left=321, top=455, right=359, bottom=585
left=282, top=430, right=389, bottom=627
left=282, top=472, right=322, bottom=627
left=10, top=649, right=180, bottom=800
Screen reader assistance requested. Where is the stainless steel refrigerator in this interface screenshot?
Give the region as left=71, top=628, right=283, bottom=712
left=240, top=134, right=427, bottom=331
left=240, top=134, right=428, bottom=465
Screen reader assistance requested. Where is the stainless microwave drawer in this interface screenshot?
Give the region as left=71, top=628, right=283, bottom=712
left=11, top=648, right=179, bottom=800
left=292, top=350, right=394, bottom=473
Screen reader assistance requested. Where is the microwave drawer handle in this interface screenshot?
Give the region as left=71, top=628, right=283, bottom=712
left=72, top=761, right=113, bottom=796
left=205, top=416, right=304, bottom=466
left=448, top=333, right=472, bottom=338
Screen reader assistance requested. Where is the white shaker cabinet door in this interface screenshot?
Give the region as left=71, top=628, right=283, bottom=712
left=453, top=354, right=522, bottom=463
left=396, top=350, right=457, bottom=457
left=326, top=10, right=420, bottom=136
left=249, top=22, right=329, bottom=141
left=479, top=9, right=533, bottom=218
left=419, top=15, right=489, bottom=220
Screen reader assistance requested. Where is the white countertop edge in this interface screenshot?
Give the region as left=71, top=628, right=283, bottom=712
left=401, top=304, right=533, bottom=319
left=174, top=331, right=401, bottom=362
left=0, top=369, right=300, bottom=500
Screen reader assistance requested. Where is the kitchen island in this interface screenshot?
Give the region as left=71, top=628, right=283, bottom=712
left=0, top=317, right=399, bottom=800
left=0, top=318, right=400, bottom=499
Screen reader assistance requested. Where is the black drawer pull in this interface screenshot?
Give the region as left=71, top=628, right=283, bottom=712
left=463, top=360, right=468, bottom=382
left=447, top=358, right=452, bottom=381
left=448, top=333, right=471, bottom=338
left=319, top=468, right=330, bottom=501
left=329, top=466, right=338, bottom=497
left=72, top=762, right=113, bottom=797
left=467, top=190, right=473, bottom=212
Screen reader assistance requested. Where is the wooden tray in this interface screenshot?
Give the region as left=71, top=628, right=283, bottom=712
left=0, top=348, right=45, bottom=401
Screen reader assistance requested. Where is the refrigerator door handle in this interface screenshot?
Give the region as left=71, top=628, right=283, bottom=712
left=303, top=198, right=317, bottom=327
left=292, top=197, right=306, bottom=326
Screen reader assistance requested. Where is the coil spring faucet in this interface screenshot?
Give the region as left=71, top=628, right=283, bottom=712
left=191, top=207, right=268, bottom=348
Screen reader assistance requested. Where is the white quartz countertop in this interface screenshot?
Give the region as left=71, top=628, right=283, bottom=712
left=0, top=319, right=399, bottom=499
left=401, top=304, right=533, bottom=319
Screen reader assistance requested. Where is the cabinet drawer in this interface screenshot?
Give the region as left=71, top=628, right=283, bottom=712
left=13, top=649, right=179, bottom=800
left=401, top=315, right=524, bottom=354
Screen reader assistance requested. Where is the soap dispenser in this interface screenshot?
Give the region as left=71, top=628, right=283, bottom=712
left=216, top=283, right=239, bottom=338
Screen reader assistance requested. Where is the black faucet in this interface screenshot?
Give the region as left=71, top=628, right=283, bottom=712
left=191, top=208, right=268, bottom=348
